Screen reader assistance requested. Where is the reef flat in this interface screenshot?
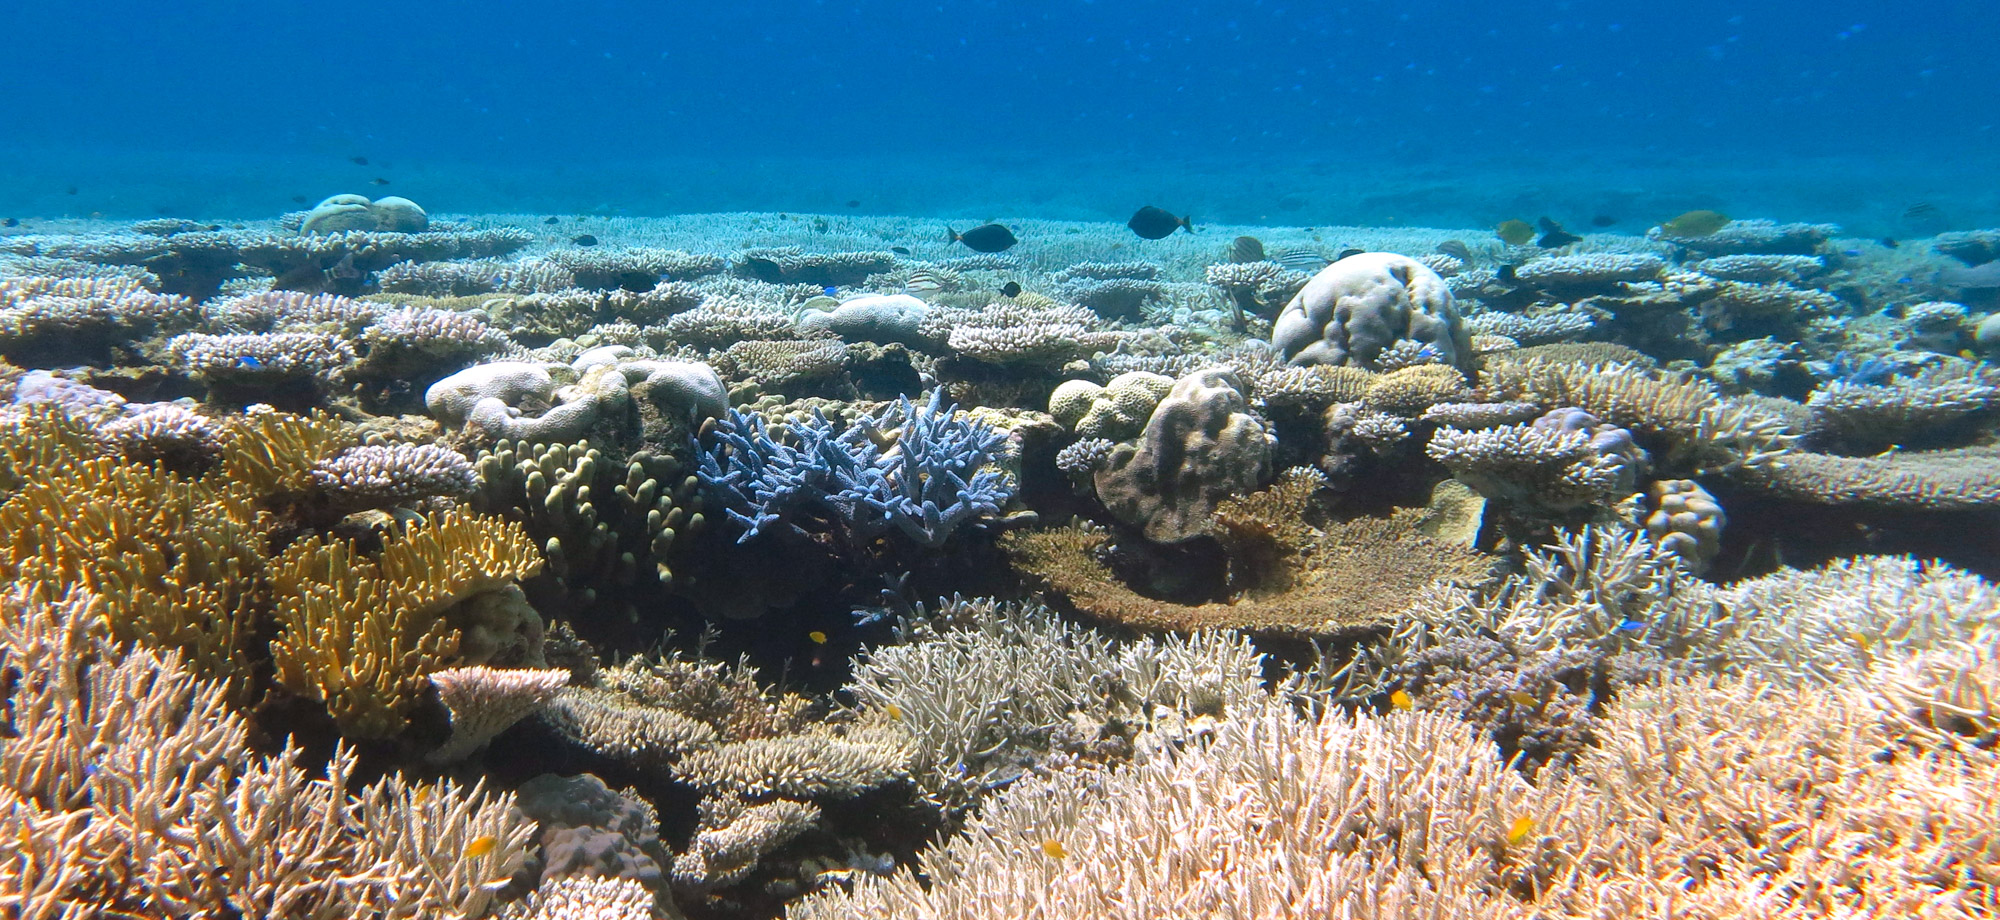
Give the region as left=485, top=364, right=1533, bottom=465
left=1, top=203, right=1997, bottom=918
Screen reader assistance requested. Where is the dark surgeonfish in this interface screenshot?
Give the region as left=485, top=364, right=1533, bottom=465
left=1128, top=206, right=1193, bottom=239
left=948, top=223, right=1018, bottom=253
left=1536, top=216, right=1582, bottom=248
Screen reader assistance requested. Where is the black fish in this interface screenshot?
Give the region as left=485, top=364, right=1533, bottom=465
left=544, top=216, right=560, bottom=225
left=1127, top=205, right=1193, bottom=240
left=890, top=246, right=911, bottom=255
left=1879, top=237, right=1899, bottom=249
left=1, top=218, right=16, bottom=228
left=949, top=223, right=1018, bottom=253
left=1536, top=217, right=1582, bottom=248
left=1000, top=281, right=1022, bottom=298
left=1903, top=202, right=1940, bottom=220
left=1336, top=248, right=1366, bottom=260
left=572, top=234, right=598, bottom=247
left=349, top=155, right=369, bottom=166
left=291, top=195, right=309, bottom=204
left=1590, top=214, right=1618, bottom=227
left=65, top=186, right=78, bottom=195
left=370, top=177, right=391, bottom=186
left=846, top=200, right=861, bottom=208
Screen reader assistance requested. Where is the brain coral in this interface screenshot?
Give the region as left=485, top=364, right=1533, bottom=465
left=1270, top=252, right=1475, bottom=375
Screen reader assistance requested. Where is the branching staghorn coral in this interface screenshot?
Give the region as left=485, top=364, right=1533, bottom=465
left=845, top=596, right=1266, bottom=812
left=798, top=659, right=2000, bottom=920
left=268, top=506, right=543, bottom=739
left=0, top=586, right=537, bottom=920
left=1339, top=525, right=1999, bottom=703
left=695, top=391, right=1012, bottom=549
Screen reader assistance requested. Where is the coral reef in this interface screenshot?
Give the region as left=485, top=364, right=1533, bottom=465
left=7, top=205, right=2000, bottom=920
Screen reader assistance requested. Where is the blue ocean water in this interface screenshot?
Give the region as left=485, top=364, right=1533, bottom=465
left=5, top=0, right=1996, bottom=234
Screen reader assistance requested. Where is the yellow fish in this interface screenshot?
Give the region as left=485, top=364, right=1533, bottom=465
left=1495, top=219, right=1535, bottom=246
left=1389, top=689, right=1415, bottom=710
left=464, top=835, right=498, bottom=859
left=1846, top=630, right=1875, bottom=650
left=808, top=630, right=828, bottom=645
left=1041, top=839, right=1067, bottom=859
left=1506, top=817, right=1535, bottom=846
left=884, top=702, right=904, bottom=721
left=1507, top=691, right=1538, bottom=707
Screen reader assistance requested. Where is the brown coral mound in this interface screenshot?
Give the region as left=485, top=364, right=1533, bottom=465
left=1005, top=472, right=1494, bottom=636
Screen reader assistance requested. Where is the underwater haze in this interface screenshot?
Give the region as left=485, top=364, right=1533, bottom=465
left=5, top=0, right=1999, bottom=233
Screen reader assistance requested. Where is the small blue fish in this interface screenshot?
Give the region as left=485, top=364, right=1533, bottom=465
left=822, top=285, right=839, bottom=297
left=1617, top=619, right=1646, bottom=632
left=1842, top=248, right=1863, bottom=257
left=237, top=355, right=263, bottom=369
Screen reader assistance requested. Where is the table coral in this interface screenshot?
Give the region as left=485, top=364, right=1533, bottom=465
left=1006, top=472, right=1492, bottom=636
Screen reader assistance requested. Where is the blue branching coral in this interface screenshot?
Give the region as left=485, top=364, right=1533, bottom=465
left=696, top=391, right=1013, bottom=548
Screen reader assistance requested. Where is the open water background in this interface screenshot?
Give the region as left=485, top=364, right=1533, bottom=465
left=5, top=0, right=1996, bottom=236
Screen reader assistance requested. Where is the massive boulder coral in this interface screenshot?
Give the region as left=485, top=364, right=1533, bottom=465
left=427, top=359, right=725, bottom=446
left=1093, top=368, right=1274, bottom=543
left=300, top=194, right=430, bottom=234
left=1047, top=371, right=1175, bottom=441
left=1270, top=252, right=1475, bottom=375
